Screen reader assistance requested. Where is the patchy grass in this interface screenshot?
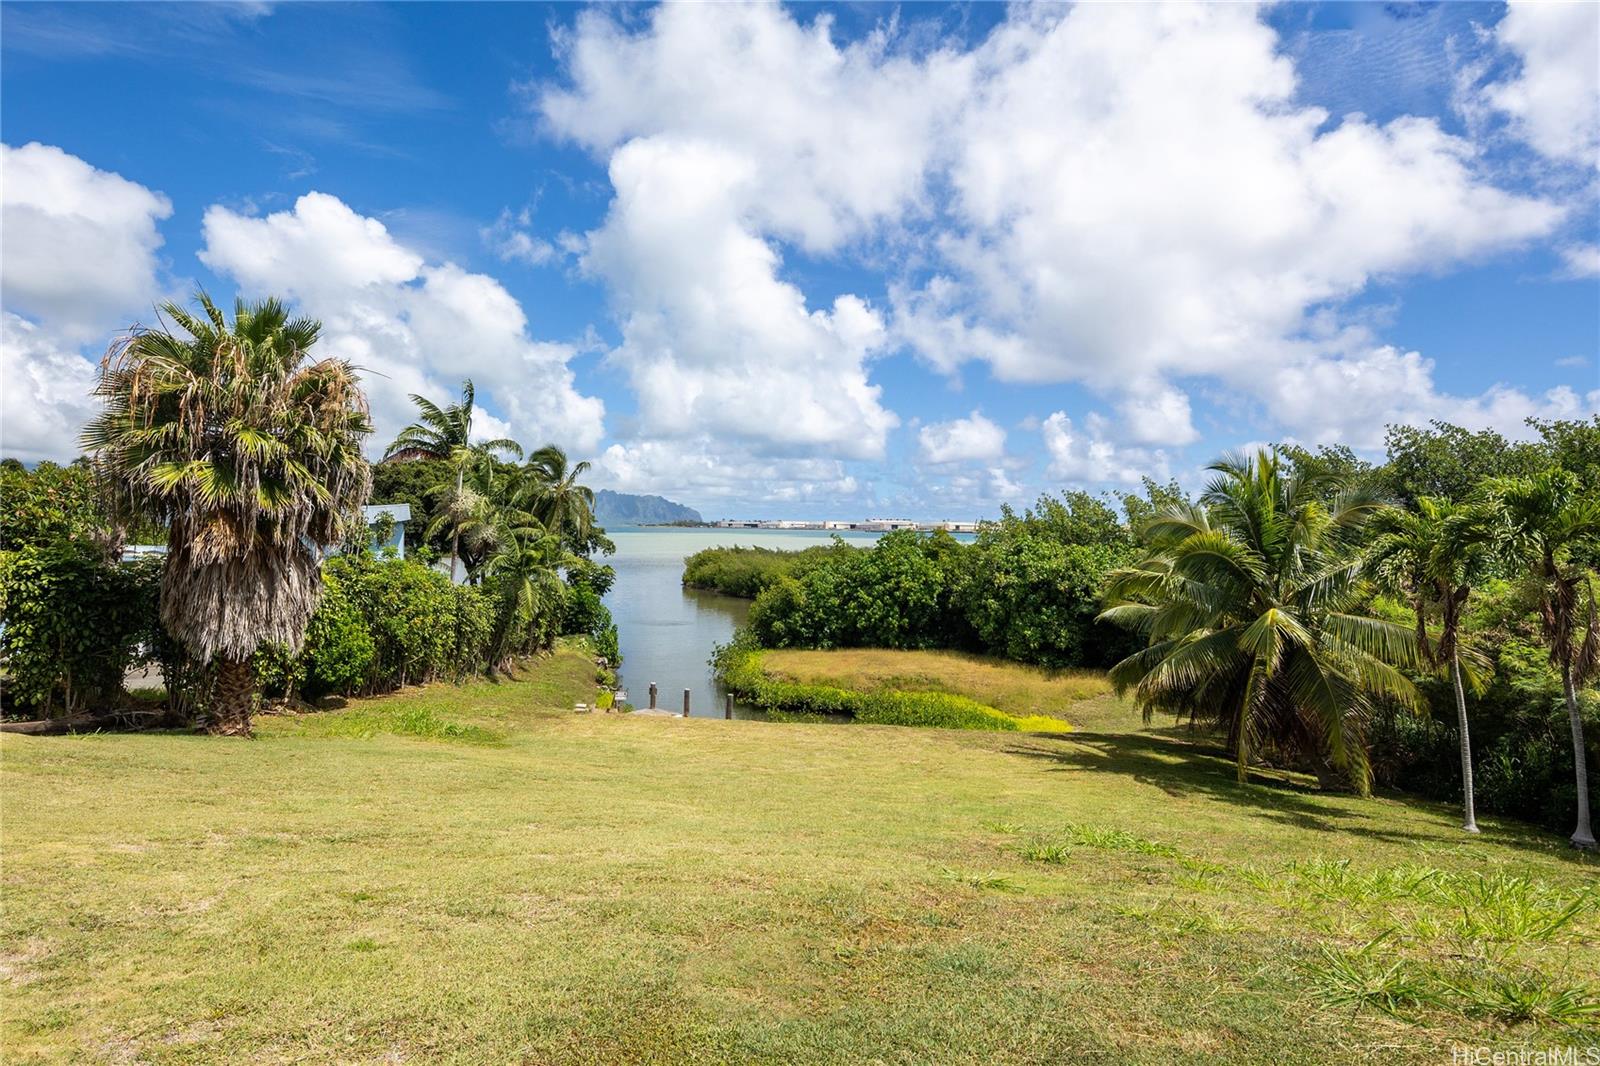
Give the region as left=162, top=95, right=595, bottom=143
left=3, top=642, right=1598, bottom=1063
left=762, top=647, right=1110, bottom=720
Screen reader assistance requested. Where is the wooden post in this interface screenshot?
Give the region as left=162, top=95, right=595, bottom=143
left=725, top=693, right=733, bottom=719
left=682, top=689, right=691, bottom=717
left=648, top=682, right=657, bottom=710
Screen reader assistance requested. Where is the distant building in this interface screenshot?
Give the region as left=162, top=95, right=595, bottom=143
left=862, top=517, right=918, bottom=531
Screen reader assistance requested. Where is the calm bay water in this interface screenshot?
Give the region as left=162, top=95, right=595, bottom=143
left=600, top=526, right=884, bottom=717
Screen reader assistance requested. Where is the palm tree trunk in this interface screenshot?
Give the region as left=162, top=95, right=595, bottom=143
left=209, top=656, right=255, bottom=737
left=1450, top=651, right=1478, bottom=834
left=449, top=465, right=463, bottom=584
left=1562, top=664, right=1596, bottom=850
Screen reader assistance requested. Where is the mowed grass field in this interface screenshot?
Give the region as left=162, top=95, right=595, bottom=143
left=3, top=642, right=1597, bottom=1064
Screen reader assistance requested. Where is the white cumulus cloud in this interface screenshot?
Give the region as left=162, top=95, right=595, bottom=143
left=918, top=411, right=1006, bottom=464
left=577, top=136, right=898, bottom=458
left=199, top=192, right=606, bottom=455
left=1262, top=344, right=1600, bottom=451
left=1, top=143, right=174, bottom=461
left=1042, top=411, right=1169, bottom=487
left=541, top=2, right=1573, bottom=485
left=593, top=436, right=863, bottom=510
left=482, top=207, right=558, bottom=267
left=1485, top=0, right=1600, bottom=167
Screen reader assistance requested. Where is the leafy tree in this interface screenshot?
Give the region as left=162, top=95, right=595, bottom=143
left=747, top=532, right=962, bottom=651
left=961, top=502, right=1135, bottom=668
left=1278, top=443, right=1378, bottom=494
left=82, top=294, right=372, bottom=735
left=1368, top=498, right=1496, bottom=832
left=0, top=461, right=106, bottom=551
left=369, top=456, right=450, bottom=551
left=1530, top=415, right=1600, bottom=488
left=1489, top=470, right=1600, bottom=849
left=1380, top=422, right=1543, bottom=507
left=1119, top=478, right=1192, bottom=531
left=1100, top=450, right=1422, bottom=792
left=1013, top=491, right=1131, bottom=550
left=384, top=380, right=521, bottom=581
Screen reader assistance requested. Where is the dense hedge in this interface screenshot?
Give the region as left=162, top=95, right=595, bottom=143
left=256, top=553, right=504, bottom=700
left=254, top=550, right=621, bottom=703
left=0, top=532, right=602, bottom=717
left=683, top=543, right=856, bottom=599
left=733, top=497, right=1140, bottom=670
left=0, top=544, right=159, bottom=716
left=713, top=639, right=1069, bottom=733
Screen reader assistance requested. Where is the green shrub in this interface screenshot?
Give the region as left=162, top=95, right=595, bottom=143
left=1, top=462, right=108, bottom=552
left=301, top=575, right=376, bottom=697
left=0, top=544, right=159, bottom=717
left=329, top=553, right=458, bottom=690
left=256, top=553, right=499, bottom=698
left=561, top=561, right=616, bottom=628
left=446, top=583, right=493, bottom=681
left=746, top=531, right=968, bottom=651
left=683, top=542, right=853, bottom=598
left=559, top=560, right=621, bottom=666
left=732, top=501, right=1135, bottom=669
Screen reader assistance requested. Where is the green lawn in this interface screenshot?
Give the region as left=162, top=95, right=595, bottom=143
left=2, top=642, right=1597, bottom=1063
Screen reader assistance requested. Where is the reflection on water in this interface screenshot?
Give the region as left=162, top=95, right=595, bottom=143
left=601, top=526, right=883, bottom=718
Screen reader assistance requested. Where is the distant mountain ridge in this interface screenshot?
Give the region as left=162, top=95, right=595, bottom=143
left=594, top=490, right=704, bottom=526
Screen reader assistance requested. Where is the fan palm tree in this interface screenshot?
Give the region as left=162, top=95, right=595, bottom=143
left=1368, top=498, right=1495, bottom=833
left=1489, top=470, right=1599, bottom=850
left=383, top=380, right=521, bottom=581
left=521, top=444, right=596, bottom=544
left=83, top=294, right=371, bottom=735
left=1099, top=450, right=1422, bottom=793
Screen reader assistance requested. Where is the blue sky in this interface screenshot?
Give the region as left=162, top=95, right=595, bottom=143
left=2, top=1, right=1596, bottom=520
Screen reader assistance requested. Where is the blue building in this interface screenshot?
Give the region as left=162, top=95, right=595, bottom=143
left=361, top=503, right=411, bottom=559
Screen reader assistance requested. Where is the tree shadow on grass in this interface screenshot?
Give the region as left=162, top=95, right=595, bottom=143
left=1006, top=728, right=1386, bottom=836
left=1005, top=727, right=1600, bottom=865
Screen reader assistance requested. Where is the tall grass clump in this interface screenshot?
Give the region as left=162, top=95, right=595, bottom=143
left=713, top=638, right=1069, bottom=733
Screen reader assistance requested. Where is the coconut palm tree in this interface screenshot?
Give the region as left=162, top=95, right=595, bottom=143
left=522, top=444, right=596, bottom=544
left=1099, top=450, right=1422, bottom=793
left=482, top=520, right=575, bottom=668
left=384, top=380, right=521, bottom=581
left=1488, top=470, right=1599, bottom=850
left=83, top=294, right=371, bottom=735
left=1368, top=498, right=1495, bottom=833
